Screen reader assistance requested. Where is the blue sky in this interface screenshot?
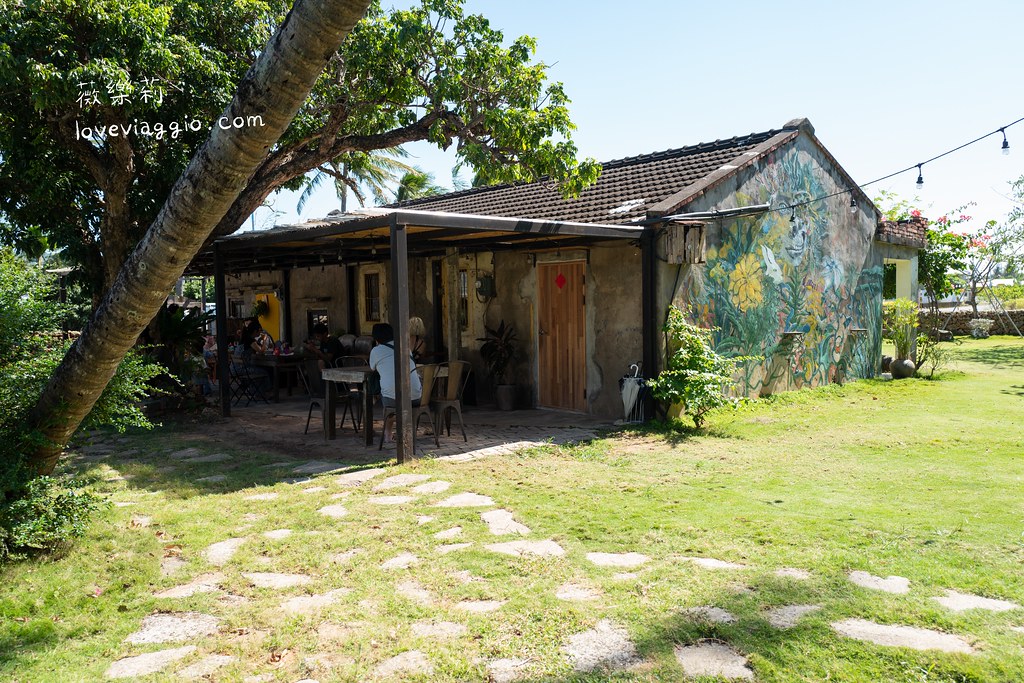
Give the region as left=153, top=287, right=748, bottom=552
left=254, top=0, right=1024, bottom=231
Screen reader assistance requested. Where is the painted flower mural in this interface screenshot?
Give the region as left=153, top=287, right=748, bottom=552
left=729, top=253, right=763, bottom=312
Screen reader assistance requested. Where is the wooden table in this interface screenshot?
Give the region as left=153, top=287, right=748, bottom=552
left=251, top=353, right=309, bottom=402
left=322, top=366, right=375, bottom=446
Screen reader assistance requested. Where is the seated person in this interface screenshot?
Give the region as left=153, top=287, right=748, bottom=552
left=304, top=323, right=344, bottom=369
left=236, top=319, right=272, bottom=390
left=369, top=322, right=422, bottom=410
left=408, top=316, right=427, bottom=362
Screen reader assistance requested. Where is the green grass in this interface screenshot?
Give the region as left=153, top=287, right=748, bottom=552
left=2, top=337, right=1024, bottom=682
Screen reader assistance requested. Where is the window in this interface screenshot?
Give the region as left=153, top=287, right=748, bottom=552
left=228, top=299, right=245, bottom=319
left=458, top=269, right=468, bottom=329
left=364, top=273, right=381, bottom=322
left=307, top=309, right=328, bottom=339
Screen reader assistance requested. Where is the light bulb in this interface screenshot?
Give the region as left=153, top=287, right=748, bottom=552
left=849, top=196, right=857, bottom=215
left=915, top=164, right=924, bottom=189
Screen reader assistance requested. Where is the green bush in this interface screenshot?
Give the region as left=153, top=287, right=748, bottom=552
left=647, top=306, right=749, bottom=428
left=0, top=249, right=161, bottom=562
left=882, top=298, right=918, bottom=360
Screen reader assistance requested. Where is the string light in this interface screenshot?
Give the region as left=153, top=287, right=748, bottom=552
left=849, top=196, right=857, bottom=214
left=915, top=164, right=924, bottom=189
left=1001, top=128, right=1010, bottom=155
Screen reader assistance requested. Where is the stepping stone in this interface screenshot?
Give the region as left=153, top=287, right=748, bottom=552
left=674, top=642, right=753, bottom=680
left=125, top=612, right=219, bottom=644
left=176, top=654, right=235, bottom=679
left=455, top=599, right=506, bottom=613
left=450, top=570, right=476, bottom=584
left=154, top=572, right=224, bottom=599
left=318, top=504, right=348, bottom=518
left=765, top=604, right=821, bottom=629
left=301, top=486, right=328, bottom=494
left=196, top=474, right=227, bottom=483
left=775, top=567, right=811, bottom=580
left=244, top=492, right=279, bottom=501
left=417, top=515, right=436, bottom=525
left=411, top=480, right=450, bottom=494
left=481, top=509, right=531, bottom=535
left=205, top=538, right=246, bottom=566
left=411, top=620, right=466, bottom=640
left=1011, top=626, right=1024, bottom=634
left=242, top=513, right=263, bottom=522
left=105, top=646, right=196, bottom=679
left=303, top=652, right=354, bottom=672
left=488, top=658, right=530, bottom=683
left=169, top=448, right=202, bottom=459
left=681, top=556, right=745, bottom=570
left=243, top=572, right=312, bottom=589
left=487, top=540, right=564, bottom=558
left=292, top=460, right=340, bottom=475
left=433, top=526, right=462, bottom=540
left=381, top=553, right=418, bottom=570
left=161, top=555, right=187, bottom=577
left=281, top=588, right=350, bottom=614
left=318, top=621, right=366, bottom=643
left=437, top=543, right=473, bottom=555
left=396, top=581, right=434, bottom=606
left=187, top=452, right=232, bottom=463
left=848, top=571, right=910, bottom=594
left=562, top=619, right=640, bottom=673
left=374, top=650, right=433, bottom=677
left=680, top=606, right=737, bottom=624
left=374, top=473, right=432, bottom=490
left=329, top=491, right=351, bottom=500
left=368, top=495, right=415, bottom=505
left=331, top=549, right=362, bottom=564
left=129, top=515, right=152, bottom=528
left=336, top=467, right=386, bottom=486
left=433, top=493, right=495, bottom=508
left=932, top=589, right=1021, bottom=612
left=586, top=552, right=649, bottom=568
left=263, top=529, right=292, bottom=540
left=556, top=583, right=601, bottom=601
left=831, top=619, right=975, bottom=653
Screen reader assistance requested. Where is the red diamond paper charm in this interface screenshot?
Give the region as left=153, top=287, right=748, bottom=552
left=555, top=273, right=566, bottom=290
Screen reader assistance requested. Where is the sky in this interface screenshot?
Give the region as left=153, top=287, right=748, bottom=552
left=253, top=0, right=1024, bottom=232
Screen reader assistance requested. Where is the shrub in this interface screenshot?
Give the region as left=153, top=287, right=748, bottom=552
left=647, top=306, right=749, bottom=428
left=882, top=298, right=918, bottom=360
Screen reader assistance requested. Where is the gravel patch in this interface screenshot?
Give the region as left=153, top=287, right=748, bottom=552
left=681, top=556, right=746, bottom=570
left=411, top=480, right=450, bottom=494
left=674, top=642, right=753, bottom=680
left=373, top=650, right=433, bottom=678
left=933, top=589, right=1021, bottom=612
left=455, top=600, right=506, bottom=613
left=244, top=572, right=312, bottom=589
left=774, top=567, right=811, bottom=580
left=281, top=588, right=351, bottom=614
left=374, top=473, right=432, bottom=490
left=292, top=460, right=341, bottom=475
left=586, top=551, right=649, bottom=568
left=318, top=504, right=348, bottom=518
left=175, top=654, right=235, bottom=679
left=848, top=571, right=910, bottom=594
left=765, top=604, right=821, bottom=629
left=433, top=492, right=495, bottom=508
left=556, top=583, right=602, bottom=601
left=680, top=606, right=737, bottom=624
left=336, top=468, right=387, bottom=485
left=368, top=495, right=415, bottom=505
left=831, top=618, right=975, bottom=653
left=481, top=509, right=531, bottom=535
left=125, top=612, right=219, bottom=644
left=436, top=543, right=473, bottom=554
left=205, top=537, right=246, bottom=566
left=411, top=620, right=466, bottom=639
left=154, top=572, right=224, bottom=599
left=396, top=581, right=434, bottom=605
left=263, top=529, right=293, bottom=540
left=486, top=540, right=565, bottom=557
left=488, top=658, right=530, bottom=683
left=433, top=526, right=462, bottom=540
left=105, top=646, right=196, bottom=679
left=562, top=619, right=640, bottom=673
left=381, top=552, right=418, bottom=570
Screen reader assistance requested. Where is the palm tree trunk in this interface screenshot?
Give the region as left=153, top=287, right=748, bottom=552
left=25, top=0, right=372, bottom=475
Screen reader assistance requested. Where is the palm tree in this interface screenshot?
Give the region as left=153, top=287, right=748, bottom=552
left=296, top=149, right=414, bottom=214
left=394, top=167, right=446, bottom=202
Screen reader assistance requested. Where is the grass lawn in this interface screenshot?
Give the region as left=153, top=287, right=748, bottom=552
left=2, top=336, right=1023, bottom=682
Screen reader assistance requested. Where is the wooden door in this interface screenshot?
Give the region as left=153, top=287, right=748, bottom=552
left=538, top=261, right=586, bottom=411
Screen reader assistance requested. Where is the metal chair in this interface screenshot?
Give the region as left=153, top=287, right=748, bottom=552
left=338, top=333, right=356, bottom=355
left=229, top=357, right=269, bottom=406
left=300, top=359, right=359, bottom=435
left=353, top=335, right=374, bottom=357
left=379, top=364, right=440, bottom=450
left=431, top=360, right=470, bottom=442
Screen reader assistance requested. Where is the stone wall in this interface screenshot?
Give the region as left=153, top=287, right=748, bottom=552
left=876, top=216, right=927, bottom=249
left=922, top=309, right=1024, bottom=336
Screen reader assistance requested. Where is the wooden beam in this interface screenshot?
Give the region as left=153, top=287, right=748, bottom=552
left=213, top=243, right=231, bottom=417
left=445, top=247, right=460, bottom=364
left=390, top=217, right=413, bottom=463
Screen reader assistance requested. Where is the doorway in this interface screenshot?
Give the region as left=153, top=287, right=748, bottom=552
left=537, top=261, right=586, bottom=411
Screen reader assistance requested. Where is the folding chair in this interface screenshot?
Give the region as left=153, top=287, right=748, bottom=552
left=229, top=360, right=269, bottom=406
left=431, top=360, right=470, bottom=442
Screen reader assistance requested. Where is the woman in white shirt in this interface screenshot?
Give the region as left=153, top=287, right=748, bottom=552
left=369, top=322, right=422, bottom=409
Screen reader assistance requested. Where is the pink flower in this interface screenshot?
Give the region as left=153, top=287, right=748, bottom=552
left=911, top=209, right=922, bottom=218
left=959, top=214, right=971, bottom=221
left=937, top=216, right=949, bottom=225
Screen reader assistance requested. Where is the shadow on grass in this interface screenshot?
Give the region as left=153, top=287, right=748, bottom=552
left=1002, top=384, right=1024, bottom=398
left=953, top=343, right=1024, bottom=368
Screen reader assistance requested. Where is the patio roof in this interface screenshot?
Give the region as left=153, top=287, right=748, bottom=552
left=190, top=208, right=645, bottom=275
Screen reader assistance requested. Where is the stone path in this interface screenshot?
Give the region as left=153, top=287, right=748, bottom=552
left=848, top=570, right=910, bottom=594
left=105, top=646, right=196, bottom=679
left=487, top=657, right=530, bottom=683
left=411, top=620, right=466, bottom=639
left=318, top=504, right=348, bottom=518
left=680, top=606, right=737, bottom=624
left=124, top=612, right=219, bottom=644
left=563, top=619, right=640, bottom=673
left=765, top=604, right=821, bottom=629
left=244, top=572, right=311, bottom=589
left=433, top=492, right=495, bottom=507
left=831, top=618, right=975, bottom=653
left=154, top=572, right=224, bottom=599
left=933, top=589, right=1020, bottom=612
left=368, top=495, right=415, bottom=505
left=433, top=526, right=462, bottom=540
left=373, top=650, right=433, bottom=677
left=586, top=551, right=648, bottom=568
left=381, top=552, right=418, bottom=570
left=281, top=589, right=350, bottom=614
left=374, top=473, right=431, bottom=489
left=555, top=582, right=601, bottom=601
left=176, top=654, right=235, bottom=679
left=336, top=467, right=386, bottom=485
left=481, top=509, right=531, bottom=535
left=485, top=540, right=565, bottom=557
left=681, top=556, right=746, bottom=570
left=204, top=537, right=246, bottom=566
left=675, top=643, right=754, bottom=680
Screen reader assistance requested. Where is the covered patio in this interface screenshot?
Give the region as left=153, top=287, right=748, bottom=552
left=191, top=209, right=652, bottom=462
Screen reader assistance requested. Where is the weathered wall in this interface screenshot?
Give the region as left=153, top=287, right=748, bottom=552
left=288, top=264, right=351, bottom=339
left=658, top=133, right=882, bottom=395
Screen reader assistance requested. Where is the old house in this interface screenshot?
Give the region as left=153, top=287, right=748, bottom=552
left=196, top=118, right=924, bottom=419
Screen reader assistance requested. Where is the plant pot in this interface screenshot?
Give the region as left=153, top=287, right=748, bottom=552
left=495, top=384, right=516, bottom=411
left=880, top=355, right=892, bottom=373
left=890, top=358, right=916, bottom=379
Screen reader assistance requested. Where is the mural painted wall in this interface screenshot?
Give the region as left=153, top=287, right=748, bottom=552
left=673, top=138, right=881, bottom=395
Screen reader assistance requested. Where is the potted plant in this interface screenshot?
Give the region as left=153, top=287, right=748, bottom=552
left=250, top=298, right=270, bottom=320
left=478, top=320, right=518, bottom=410
left=882, top=298, right=918, bottom=379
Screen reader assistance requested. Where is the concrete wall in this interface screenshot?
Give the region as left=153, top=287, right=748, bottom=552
left=656, top=133, right=883, bottom=395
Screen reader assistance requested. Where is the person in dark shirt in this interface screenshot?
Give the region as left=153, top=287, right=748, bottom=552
left=305, top=323, right=344, bottom=369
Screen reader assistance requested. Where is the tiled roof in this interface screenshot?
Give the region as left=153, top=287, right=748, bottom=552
left=388, top=127, right=789, bottom=225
